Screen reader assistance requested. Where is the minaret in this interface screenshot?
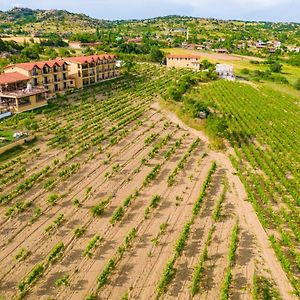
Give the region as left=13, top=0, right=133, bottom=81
left=186, top=28, right=189, bottom=41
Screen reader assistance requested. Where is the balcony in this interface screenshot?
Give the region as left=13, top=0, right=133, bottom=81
left=0, top=86, right=47, bottom=99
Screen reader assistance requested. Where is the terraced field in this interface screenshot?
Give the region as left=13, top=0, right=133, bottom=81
left=0, top=65, right=296, bottom=300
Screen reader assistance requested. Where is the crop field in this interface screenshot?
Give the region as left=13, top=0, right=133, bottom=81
left=0, top=65, right=296, bottom=300
left=189, top=80, right=300, bottom=297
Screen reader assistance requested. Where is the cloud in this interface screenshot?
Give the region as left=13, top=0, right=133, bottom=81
left=232, top=0, right=292, bottom=7
left=168, top=0, right=292, bottom=9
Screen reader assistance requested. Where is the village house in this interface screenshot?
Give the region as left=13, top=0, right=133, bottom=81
left=215, top=64, right=235, bottom=80
left=166, top=54, right=201, bottom=70
left=215, top=48, right=228, bottom=54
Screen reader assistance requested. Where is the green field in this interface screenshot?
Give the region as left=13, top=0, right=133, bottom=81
left=0, top=130, right=14, bottom=147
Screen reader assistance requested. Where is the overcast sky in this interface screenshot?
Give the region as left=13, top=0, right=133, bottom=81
left=1, top=0, right=299, bottom=22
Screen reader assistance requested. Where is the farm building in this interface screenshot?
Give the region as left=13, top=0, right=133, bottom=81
left=215, top=64, right=235, bottom=80
left=166, top=54, right=201, bottom=70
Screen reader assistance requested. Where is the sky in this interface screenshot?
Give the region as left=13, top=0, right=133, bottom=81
left=1, top=0, right=300, bottom=22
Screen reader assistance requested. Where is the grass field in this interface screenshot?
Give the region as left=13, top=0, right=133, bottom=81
left=0, top=130, right=14, bottom=147
left=0, top=64, right=297, bottom=300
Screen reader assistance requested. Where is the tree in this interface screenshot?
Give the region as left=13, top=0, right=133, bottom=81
left=44, top=48, right=57, bottom=59
left=150, top=48, right=164, bottom=63
left=168, top=86, right=182, bottom=101
left=201, top=59, right=213, bottom=70
left=122, top=58, right=136, bottom=74
left=96, top=27, right=101, bottom=40
left=269, top=62, right=282, bottom=73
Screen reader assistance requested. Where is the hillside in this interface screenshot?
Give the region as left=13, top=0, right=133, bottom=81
left=0, top=7, right=110, bottom=36
left=1, top=7, right=300, bottom=45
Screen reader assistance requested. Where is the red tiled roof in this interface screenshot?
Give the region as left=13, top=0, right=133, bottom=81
left=5, top=62, right=39, bottom=71
left=166, top=54, right=201, bottom=59
left=5, top=59, right=66, bottom=71
left=66, top=54, right=116, bottom=64
left=0, top=72, right=30, bottom=85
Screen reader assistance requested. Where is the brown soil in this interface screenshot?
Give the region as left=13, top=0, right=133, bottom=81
left=0, top=102, right=296, bottom=300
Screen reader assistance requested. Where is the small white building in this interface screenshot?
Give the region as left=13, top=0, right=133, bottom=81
left=216, top=64, right=235, bottom=80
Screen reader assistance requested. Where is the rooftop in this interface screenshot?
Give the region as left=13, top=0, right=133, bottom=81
left=0, top=72, right=30, bottom=85
left=166, top=54, right=201, bottom=59
left=66, top=54, right=116, bottom=64
left=5, top=59, right=66, bottom=71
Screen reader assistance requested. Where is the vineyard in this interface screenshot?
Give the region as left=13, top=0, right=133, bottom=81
left=0, top=65, right=296, bottom=300
left=189, top=80, right=300, bottom=298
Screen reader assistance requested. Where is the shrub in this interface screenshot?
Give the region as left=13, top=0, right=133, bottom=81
left=269, top=62, right=282, bottom=73
left=240, top=68, right=250, bottom=75
left=47, top=194, right=59, bottom=205
left=294, top=79, right=300, bottom=90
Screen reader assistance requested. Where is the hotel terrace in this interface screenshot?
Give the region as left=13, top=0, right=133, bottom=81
left=166, top=54, right=201, bottom=70
left=0, top=72, right=47, bottom=113
left=0, top=54, right=119, bottom=113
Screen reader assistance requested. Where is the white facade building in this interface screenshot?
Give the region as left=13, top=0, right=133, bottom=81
left=215, top=64, right=235, bottom=80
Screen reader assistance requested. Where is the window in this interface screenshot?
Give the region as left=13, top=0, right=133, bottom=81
left=37, top=93, right=45, bottom=101
left=18, top=97, right=30, bottom=106
left=32, top=68, right=38, bottom=76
